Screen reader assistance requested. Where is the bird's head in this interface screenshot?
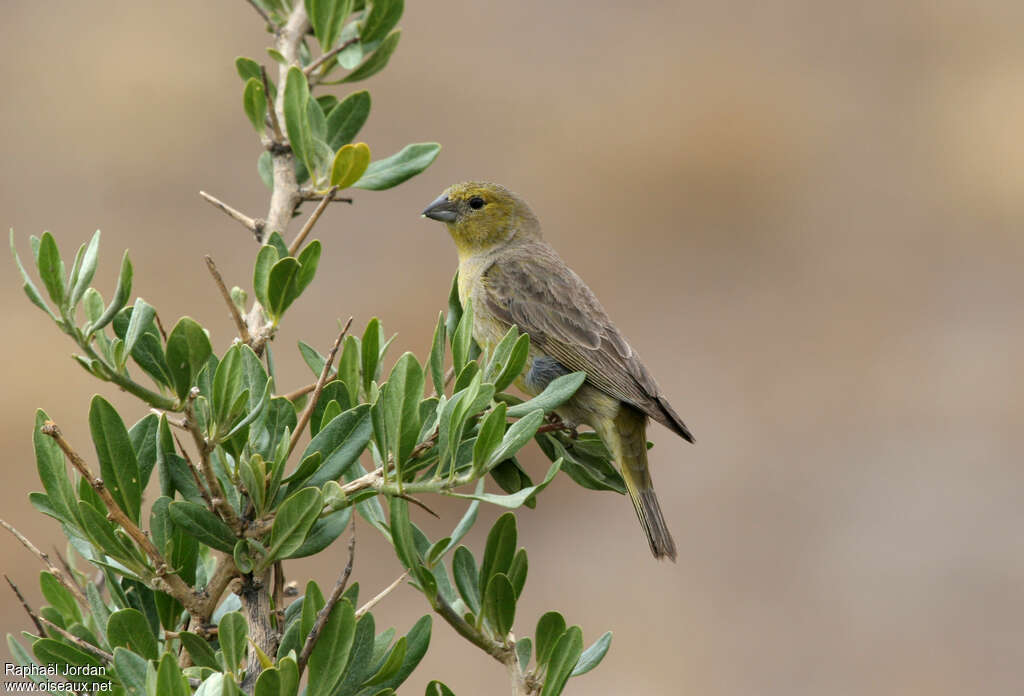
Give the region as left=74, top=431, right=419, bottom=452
left=421, top=182, right=540, bottom=255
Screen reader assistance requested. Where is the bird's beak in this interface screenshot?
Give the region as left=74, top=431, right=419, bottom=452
left=421, top=194, right=458, bottom=223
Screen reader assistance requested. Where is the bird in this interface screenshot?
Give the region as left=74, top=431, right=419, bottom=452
left=422, top=181, right=694, bottom=561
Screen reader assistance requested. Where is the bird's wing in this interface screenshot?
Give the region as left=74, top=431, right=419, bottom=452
left=481, top=247, right=694, bottom=442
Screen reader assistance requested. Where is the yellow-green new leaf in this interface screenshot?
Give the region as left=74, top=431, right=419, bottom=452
left=330, top=142, right=371, bottom=188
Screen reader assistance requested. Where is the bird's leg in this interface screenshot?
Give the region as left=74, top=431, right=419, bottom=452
left=536, top=414, right=578, bottom=437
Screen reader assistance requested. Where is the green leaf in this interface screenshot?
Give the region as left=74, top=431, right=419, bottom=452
left=360, top=0, right=403, bottom=45
left=428, top=311, right=447, bottom=396
left=113, top=646, right=148, bottom=692
left=168, top=501, right=237, bottom=553
left=219, top=611, right=248, bottom=673
left=451, top=298, right=473, bottom=374
left=33, top=409, right=77, bottom=525
left=448, top=458, right=562, bottom=508
left=77, top=501, right=135, bottom=564
left=301, top=580, right=326, bottom=640
left=325, top=90, right=370, bottom=149
left=354, top=140, right=440, bottom=190
left=165, top=317, right=213, bottom=400
left=366, top=615, right=431, bottom=693
left=505, top=372, right=586, bottom=418
left=265, top=487, right=323, bottom=566
left=451, top=545, right=480, bottom=615
left=39, top=572, right=80, bottom=624
left=571, top=631, right=612, bottom=677
left=35, top=231, right=66, bottom=306
left=283, top=66, right=313, bottom=168
left=89, top=395, right=142, bottom=523
left=493, top=334, right=530, bottom=392
left=107, top=608, right=158, bottom=660
left=157, top=653, right=190, bottom=696
left=479, top=513, right=516, bottom=593
left=341, top=30, right=401, bottom=84
left=123, top=298, right=156, bottom=361
left=425, top=681, right=456, bottom=696
left=330, top=142, right=371, bottom=188
left=382, top=352, right=425, bottom=467
left=258, top=150, right=274, bottom=190
left=361, top=317, right=383, bottom=395
left=68, top=229, right=101, bottom=310
left=516, top=637, right=532, bottom=672
left=363, top=636, right=406, bottom=686
left=482, top=573, right=516, bottom=637
left=472, top=402, right=506, bottom=471
left=10, top=230, right=58, bottom=321
left=179, top=631, right=221, bottom=670
left=507, top=547, right=528, bottom=598
left=306, top=600, right=357, bottom=696
left=308, top=0, right=353, bottom=50
left=266, top=257, right=300, bottom=320
left=213, top=343, right=246, bottom=428
left=288, top=506, right=351, bottom=558
left=534, top=611, right=566, bottom=668
left=541, top=626, right=584, bottom=696
left=312, top=381, right=351, bottom=435
left=253, top=244, right=279, bottom=311
left=86, top=250, right=133, bottom=335
left=388, top=496, right=419, bottom=570
left=485, top=409, right=544, bottom=470
left=295, top=238, right=322, bottom=295
left=243, top=77, right=268, bottom=133
left=302, top=403, right=373, bottom=488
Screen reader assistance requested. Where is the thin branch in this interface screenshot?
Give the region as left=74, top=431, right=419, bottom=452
left=272, top=561, right=286, bottom=628
left=260, top=65, right=285, bottom=144
left=299, top=189, right=354, bottom=203
left=6, top=575, right=45, bottom=635
left=199, top=191, right=264, bottom=239
left=39, top=617, right=114, bottom=664
left=287, top=317, right=352, bottom=457
left=398, top=493, right=440, bottom=519
left=298, top=528, right=356, bottom=675
left=195, top=553, right=240, bottom=628
left=281, top=381, right=317, bottom=402
left=288, top=185, right=338, bottom=256
left=0, top=519, right=87, bottom=605
left=183, top=390, right=242, bottom=532
left=244, top=0, right=274, bottom=28
left=52, top=547, right=86, bottom=598
left=171, top=430, right=215, bottom=510
left=205, top=255, right=252, bottom=345
left=356, top=570, right=409, bottom=619
left=40, top=422, right=204, bottom=616
left=303, top=36, right=361, bottom=78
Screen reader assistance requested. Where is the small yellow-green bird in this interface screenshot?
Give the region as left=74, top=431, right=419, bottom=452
left=422, top=181, right=694, bottom=561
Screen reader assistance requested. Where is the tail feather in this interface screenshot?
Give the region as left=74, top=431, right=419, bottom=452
left=597, top=408, right=677, bottom=561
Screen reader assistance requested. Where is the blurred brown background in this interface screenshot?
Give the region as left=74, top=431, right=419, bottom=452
left=3, top=1, right=1024, bottom=694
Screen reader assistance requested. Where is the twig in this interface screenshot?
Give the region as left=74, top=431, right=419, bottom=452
left=287, top=318, right=352, bottom=457
left=52, top=547, right=86, bottom=598
left=299, top=189, right=354, bottom=203
left=297, top=528, right=356, bottom=675
left=183, top=390, right=242, bottom=532
left=40, top=422, right=204, bottom=617
left=288, top=186, right=338, bottom=256
left=244, top=0, right=274, bottom=28
left=39, top=617, right=114, bottom=664
left=199, top=191, right=264, bottom=240
left=303, top=36, right=361, bottom=78
left=195, top=553, right=240, bottom=628
left=398, top=493, right=440, bottom=519
left=444, top=366, right=455, bottom=388
left=434, top=594, right=509, bottom=661
left=272, top=561, right=285, bottom=628
left=282, top=381, right=317, bottom=402
left=0, top=519, right=87, bottom=605
left=409, top=428, right=439, bottom=461
left=205, top=255, right=252, bottom=345
left=260, top=65, right=285, bottom=144
left=355, top=570, right=409, bottom=619
left=6, top=575, right=45, bottom=635
left=171, top=431, right=215, bottom=510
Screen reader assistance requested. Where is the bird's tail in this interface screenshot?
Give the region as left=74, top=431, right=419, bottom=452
left=597, top=409, right=677, bottom=561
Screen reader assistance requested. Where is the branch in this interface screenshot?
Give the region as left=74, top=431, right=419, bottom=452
left=281, top=381, right=317, bottom=402
left=205, top=255, right=252, bottom=345
left=39, top=421, right=205, bottom=617
left=183, top=389, right=243, bottom=532
left=0, top=519, right=87, bottom=605
left=288, top=185, right=338, bottom=256
left=303, top=36, right=361, bottom=79
left=287, top=317, right=352, bottom=458
left=39, top=616, right=114, bottom=664
left=260, top=65, right=285, bottom=144
left=297, top=528, right=355, bottom=675
left=300, top=189, right=353, bottom=203
left=355, top=570, right=409, bottom=619
left=243, top=0, right=274, bottom=29
left=195, top=553, right=240, bottom=628
left=5, top=575, right=45, bottom=636
left=199, top=191, right=264, bottom=240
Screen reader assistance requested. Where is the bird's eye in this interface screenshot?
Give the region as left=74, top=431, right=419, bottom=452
left=469, top=196, right=485, bottom=210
